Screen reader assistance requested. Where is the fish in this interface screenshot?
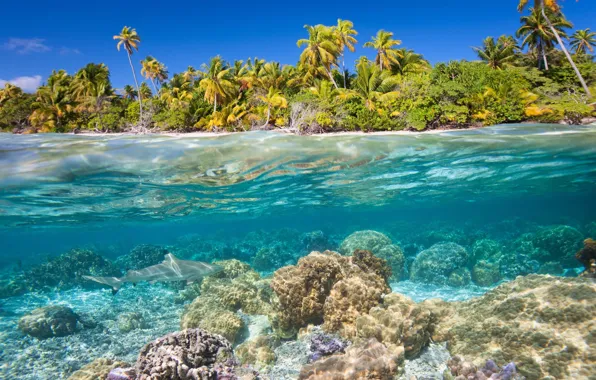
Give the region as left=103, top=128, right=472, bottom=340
left=83, top=253, right=223, bottom=295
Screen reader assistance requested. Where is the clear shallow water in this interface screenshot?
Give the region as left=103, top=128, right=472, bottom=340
left=0, top=124, right=595, bottom=379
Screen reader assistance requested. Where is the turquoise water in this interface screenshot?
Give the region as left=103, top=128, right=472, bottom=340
left=0, top=124, right=595, bottom=379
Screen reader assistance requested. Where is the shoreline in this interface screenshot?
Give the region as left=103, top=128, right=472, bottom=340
left=6, top=120, right=595, bottom=138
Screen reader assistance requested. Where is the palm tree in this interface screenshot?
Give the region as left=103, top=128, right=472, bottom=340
left=29, top=70, right=73, bottom=131
left=334, top=19, right=358, bottom=88
left=183, top=66, right=199, bottom=83
left=516, top=8, right=571, bottom=70
left=139, top=82, right=153, bottom=100
left=570, top=29, right=596, bottom=55
left=71, top=63, right=114, bottom=129
left=297, top=25, right=341, bottom=89
left=122, top=85, right=137, bottom=100
left=141, top=56, right=168, bottom=93
left=0, top=83, right=23, bottom=105
left=390, top=49, right=431, bottom=75
left=352, top=57, right=400, bottom=111
left=473, top=36, right=518, bottom=69
left=363, top=30, right=403, bottom=71
left=518, top=0, right=591, bottom=96
left=199, top=56, right=236, bottom=112
left=113, top=26, right=143, bottom=119
left=258, top=87, right=288, bottom=127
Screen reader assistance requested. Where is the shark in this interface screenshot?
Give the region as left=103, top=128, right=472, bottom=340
left=83, top=253, right=223, bottom=295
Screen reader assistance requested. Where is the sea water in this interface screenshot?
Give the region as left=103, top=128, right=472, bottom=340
left=0, top=124, right=595, bottom=379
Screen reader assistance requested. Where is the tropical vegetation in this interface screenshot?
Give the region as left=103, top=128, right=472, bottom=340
left=1, top=4, right=595, bottom=134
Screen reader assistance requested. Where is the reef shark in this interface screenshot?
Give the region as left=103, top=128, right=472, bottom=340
left=83, top=253, right=223, bottom=294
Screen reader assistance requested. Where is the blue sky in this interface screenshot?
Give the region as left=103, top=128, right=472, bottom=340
left=1, top=0, right=594, bottom=92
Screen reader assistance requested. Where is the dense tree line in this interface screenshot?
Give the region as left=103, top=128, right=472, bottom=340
left=1, top=1, right=595, bottom=133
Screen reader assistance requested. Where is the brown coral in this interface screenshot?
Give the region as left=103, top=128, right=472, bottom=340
left=425, top=274, right=596, bottom=380
left=235, top=335, right=279, bottom=369
left=180, top=296, right=244, bottom=344
left=270, top=250, right=390, bottom=337
left=351, top=293, right=435, bottom=359
left=67, top=358, right=131, bottom=380
left=298, top=338, right=402, bottom=380
left=576, top=238, right=596, bottom=278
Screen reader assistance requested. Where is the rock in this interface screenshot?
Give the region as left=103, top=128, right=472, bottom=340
left=446, top=356, right=525, bottom=380
left=410, top=242, right=469, bottom=286
left=472, top=261, right=501, bottom=286
left=537, top=261, right=564, bottom=276
left=270, top=250, right=390, bottom=337
left=471, top=239, right=502, bottom=263
left=115, top=244, right=169, bottom=270
left=117, top=312, right=148, bottom=333
left=298, top=338, right=402, bottom=379
left=135, top=328, right=233, bottom=380
left=425, top=275, right=596, bottom=379
left=576, top=238, right=596, bottom=278
left=339, top=230, right=405, bottom=279
left=401, top=343, right=451, bottom=380
left=0, top=248, right=121, bottom=297
left=531, top=225, right=584, bottom=267
left=67, top=358, right=131, bottom=380
left=18, top=305, right=79, bottom=339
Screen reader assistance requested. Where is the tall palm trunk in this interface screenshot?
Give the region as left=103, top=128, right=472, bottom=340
left=150, top=78, right=158, bottom=94
left=540, top=5, right=591, bottom=96
left=341, top=54, right=347, bottom=88
left=262, top=104, right=271, bottom=128
left=323, top=66, right=339, bottom=89
left=127, top=52, right=143, bottom=120
left=540, top=43, right=549, bottom=70
left=214, top=94, right=217, bottom=112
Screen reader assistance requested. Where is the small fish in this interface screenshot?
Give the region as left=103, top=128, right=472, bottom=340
left=84, top=254, right=223, bottom=295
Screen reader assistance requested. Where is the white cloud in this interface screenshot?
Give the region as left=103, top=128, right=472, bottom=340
left=0, top=75, right=43, bottom=93
left=59, top=47, right=81, bottom=55
left=4, top=38, right=51, bottom=54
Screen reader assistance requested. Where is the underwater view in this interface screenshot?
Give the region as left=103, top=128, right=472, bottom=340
left=1, top=124, right=595, bottom=380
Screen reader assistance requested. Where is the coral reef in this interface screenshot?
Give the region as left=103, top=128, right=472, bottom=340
left=352, top=293, right=435, bottom=359
left=410, top=242, right=470, bottom=286
left=117, top=312, right=148, bottom=333
left=531, top=225, right=584, bottom=267
left=472, top=261, right=501, bottom=286
left=445, top=356, right=525, bottom=380
left=339, top=230, right=405, bottom=279
left=135, top=328, right=233, bottom=380
left=270, top=250, right=390, bottom=337
left=107, top=367, right=136, bottom=380
left=307, top=331, right=349, bottom=362
left=235, top=335, right=278, bottom=369
left=400, top=343, right=451, bottom=380
left=18, top=305, right=80, bottom=339
left=0, top=248, right=121, bottom=297
left=576, top=238, right=596, bottom=278
left=471, top=239, right=502, bottom=263
left=180, top=296, right=244, bottom=344
left=298, top=338, right=402, bottom=379
left=180, top=259, right=274, bottom=343
left=67, top=358, right=131, bottom=380
left=115, top=244, right=169, bottom=270
left=425, top=275, right=596, bottom=379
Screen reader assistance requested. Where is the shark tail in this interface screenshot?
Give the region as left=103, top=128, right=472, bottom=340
left=83, top=275, right=124, bottom=295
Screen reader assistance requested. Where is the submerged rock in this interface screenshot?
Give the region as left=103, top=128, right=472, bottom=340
left=400, top=342, right=451, bottom=380
left=446, top=356, right=525, bottom=380
left=531, top=225, right=584, bottom=267
left=180, top=295, right=244, bottom=344
left=67, top=358, right=131, bottom=380
left=410, top=242, right=470, bottom=286
left=472, top=260, right=501, bottom=286
left=339, top=230, right=405, bottom=279
left=270, top=250, right=390, bottom=337
left=298, top=338, right=401, bottom=379
left=115, top=244, right=169, bottom=270
left=18, top=305, right=80, bottom=339
left=236, top=335, right=279, bottom=369
left=0, top=248, right=121, bottom=297
left=135, top=328, right=233, bottom=380
left=576, top=238, right=596, bottom=278
left=425, top=274, right=596, bottom=379
left=117, top=312, right=148, bottom=333
left=471, top=239, right=503, bottom=263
